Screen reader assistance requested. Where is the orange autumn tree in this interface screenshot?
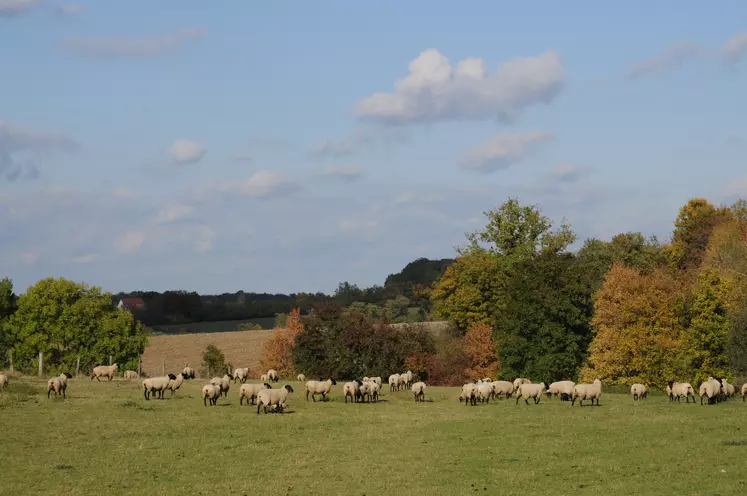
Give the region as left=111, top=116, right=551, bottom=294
left=259, top=308, right=303, bottom=377
left=462, top=323, right=499, bottom=380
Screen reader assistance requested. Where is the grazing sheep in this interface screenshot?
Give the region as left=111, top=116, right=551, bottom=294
left=90, top=363, right=119, bottom=381
left=476, top=382, right=493, bottom=403
left=239, top=382, right=272, bottom=406
left=359, top=381, right=375, bottom=403
left=257, top=384, right=295, bottom=414
left=202, top=384, right=221, bottom=406
left=398, top=374, right=408, bottom=390
left=47, top=373, right=73, bottom=399
left=123, top=370, right=139, bottom=380
left=210, top=374, right=233, bottom=398
left=267, top=369, right=279, bottom=382
left=404, top=370, right=413, bottom=388
left=297, top=374, right=306, bottom=382
left=182, top=366, right=196, bottom=379
left=722, top=379, right=735, bottom=399
left=459, top=383, right=477, bottom=406
left=742, top=383, right=747, bottom=401
left=513, top=378, right=531, bottom=391
left=166, top=373, right=185, bottom=396
left=388, top=374, right=400, bottom=392
left=571, top=379, right=602, bottom=407
left=260, top=374, right=269, bottom=382
left=233, top=367, right=249, bottom=384
left=411, top=381, right=426, bottom=402
left=630, top=384, right=647, bottom=401
left=305, top=378, right=336, bottom=402
left=547, top=381, right=575, bottom=401
left=699, top=378, right=722, bottom=405
left=515, top=383, right=546, bottom=405
left=669, top=381, right=696, bottom=403
left=491, top=380, right=515, bottom=399
left=143, top=374, right=177, bottom=400
left=343, top=381, right=362, bottom=404
left=0, top=373, right=8, bottom=389
left=367, top=381, right=380, bottom=402
left=369, top=376, right=382, bottom=389
left=481, top=377, right=493, bottom=383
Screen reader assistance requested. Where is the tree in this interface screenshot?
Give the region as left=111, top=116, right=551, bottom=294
left=580, top=264, right=685, bottom=387
left=260, top=308, right=303, bottom=377
left=461, top=323, right=499, bottom=380
left=201, top=344, right=227, bottom=377
left=664, top=198, right=730, bottom=272
left=0, top=277, right=17, bottom=361
left=578, top=233, right=665, bottom=292
left=6, top=277, right=148, bottom=374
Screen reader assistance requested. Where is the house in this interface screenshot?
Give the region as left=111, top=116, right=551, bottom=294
left=118, top=297, right=146, bottom=312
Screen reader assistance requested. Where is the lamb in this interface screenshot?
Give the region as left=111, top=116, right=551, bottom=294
left=47, top=373, right=72, bottom=399
left=90, top=363, right=119, bottom=381
left=411, top=381, right=426, bottom=402
left=343, top=381, right=362, bottom=404
left=459, top=383, right=477, bottom=406
left=491, top=380, right=515, bottom=399
left=547, top=381, right=575, bottom=401
left=202, top=384, right=221, bottom=406
left=571, top=379, right=602, bottom=407
left=297, top=374, right=306, bottom=382
left=166, top=373, right=185, bottom=396
left=513, top=378, right=531, bottom=391
left=123, top=370, right=139, bottom=380
left=630, top=383, right=647, bottom=401
left=267, top=369, right=279, bottom=382
left=239, top=382, right=272, bottom=405
left=668, top=381, right=696, bottom=403
left=515, top=383, right=546, bottom=405
left=388, top=374, right=400, bottom=392
left=143, top=374, right=177, bottom=400
left=305, top=378, right=336, bottom=402
left=699, top=378, right=722, bottom=405
left=210, top=374, right=233, bottom=398
left=0, top=373, right=8, bottom=389
left=257, top=384, right=295, bottom=414
left=476, top=382, right=493, bottom=403
left=233, top=367, right=249, bottom=384
left=182, top=366, right=195, bottom=379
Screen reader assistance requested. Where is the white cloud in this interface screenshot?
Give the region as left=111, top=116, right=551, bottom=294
left=0, top=120, right=79, bottom=181
left=316, top=165, right=363, bottom=182
left=65, top=28, right=206, bottom=57
left=194, top=226, right=214, bottom=253
left=72, top=253, right=99, bottom=264
left=356, top=49, right=564, bottom=124
left=155, top=204, right=194, bottom=224
left=723, top=31, right=747, bottom=64
left=169, top=139, right=206, bottom=165
left=114, top=230, right=146, bottom=254
left=222, top=170, right=299, bottom=198
left=550, top=163, right=586, bottom=183
left=0, top=0, right=38, bottom=17
left=626, top=41, right=703, bottom=80
left=460, top=131, right=552, bottom=173
left=58, top=3, right=83, bottom=15
left=310, top=127, right=408, bottom=159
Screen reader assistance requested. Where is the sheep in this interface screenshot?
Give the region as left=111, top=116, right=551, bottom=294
left=513, top=378, right=531, bottom=391
left=459, top=383, right=477, bottom=406
left=343, top=381, right=362, bottom=404
left=233, top=367, right=249, bottom=384
left=481, top=377, right=493, bottom=383
left=369, top=376, right=382, bottom=389
left=260, top=374, right=269, bottom=382
left=239, top=382, right=272, bottom=406
left=305, top=378, right=336, bottom=402
left=362, top=377, right=370, bottom=382
left=47, top=373, right=72, bottom=399
left=398, top=374, right=408, bottom=390
left=571, top=379, right=602, bottom=407
left=547, top=381, right=575, bottom=401
left=166, top=373, right=185, bottom=396
left=368, top=381, right=380, bottom=402
left=668, top=381, right=696, bottom=403
left=143, top=374, right=177, bottom=400
left=722, top=379, right=735, bottom=399
left=388, top=374, right=400, bottom=392
left=0, top=373, right=8, bottom=389
left=123, top=370, right=139, bottom=380
left=359, top=381, right=375, bottom=403
left=297, top=374, right=306, bottom=382
left=90, top=363, right=119, bottom=381
left=630, top=383, right=647, bottom=401
left=515, top=383, right=546, bottom=405
left=411, top=381, right=426, bottom=402
left=182, top=366, right=195, bottom=379
left=742, top=383, right=747, bottom=402
left=257, top=384, right=294, bottom=414
left=476, top=382, right=493, bottom=403
left=267, top=369, right=279, bottom=382
left=202, top=384, right=221, bottom=406
left=210, top=374, right=233, bottom=398
left=491, top=380, right=515, bottom=399
left=404, top=370, right=413, bottom=388
left=699, top=378, right=722, bottom=405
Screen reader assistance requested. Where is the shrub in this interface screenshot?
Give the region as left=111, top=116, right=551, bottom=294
left=200, top=344, right=226, bottom=377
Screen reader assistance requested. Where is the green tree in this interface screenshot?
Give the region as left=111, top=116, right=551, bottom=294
left=6, top=277, right=148, bottom=374
left=0, top=278, right=17, bottom=361
left=201, top=344, right=227, bottom=377
left=664, top=198, right=730, bottom=272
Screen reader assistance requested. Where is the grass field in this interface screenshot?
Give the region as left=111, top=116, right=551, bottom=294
left=3, top=377, right=747, bottom=495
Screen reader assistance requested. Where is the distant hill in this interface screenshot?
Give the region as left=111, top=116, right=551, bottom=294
left=384, top=257, right=455, bottom=297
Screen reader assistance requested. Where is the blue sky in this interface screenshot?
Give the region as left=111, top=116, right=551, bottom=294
left=1, top=1, right=746, bottom=295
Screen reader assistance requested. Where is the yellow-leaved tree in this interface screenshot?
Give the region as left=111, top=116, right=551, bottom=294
left=461, top=323, right=499, bottom=380
left=259, top=308, right=303, bottom=377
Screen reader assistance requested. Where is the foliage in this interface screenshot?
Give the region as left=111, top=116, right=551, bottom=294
left=664, top=198, right=730, bottom=272
left=6, top=277, right=148, bottom=374
left=237, top=322, right=264, bottom=331
left=411, top=338, right=471, bottom=386
left=580, top=264, right=685, bottom=387
left=461, top=323, right=499, bottom=380
left=293, top=303, right=435, bottom=379
left=200, top=344, right=227, bottom=377
left=260, top=308, right=303, bottom=376
left=0, top=277, right=17, bottom=361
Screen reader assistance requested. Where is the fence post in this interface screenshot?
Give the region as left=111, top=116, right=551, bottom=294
left=162, top=359, right=165, bottom=377
left=8, top=350, right=13, bottom=375
left=38, top=351, right=43, bottom=377
left=76, top=356, right=81, bottom=376
left=109, top=355, right=113, bottom=366
left=138, top=356, right=141, bottom=377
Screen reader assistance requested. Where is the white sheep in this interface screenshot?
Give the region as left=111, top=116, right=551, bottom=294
left=343, top=381, right=362, bottom=404
left=398, top=374, right=408, bottom=390
left=359, top=381, right=374, bottom=403
left=411, top=381, right=426, bottom=402
left=699, top=378, right=722, bottom=405
left=476, top=382, right=493, bottom=403
left=388, top=374, right=400, bottom=392
left=571, top=379, right=602, bottom=407
left=47, top=373, right=73, bottom=399
left=491, top=380, right=515, bottom=399
left=722, top=379, right=735, bottom=399
left=630, top=383, right=647, bottom=401
left=459, top=383, right=477, bottom=406
left=166, top=373, right=185, bottom=396
left=210, top=374, right=233, bottom=398
left=513, top=378, right=531, bottom=391
left=143, top=374, right=177, bottom=400
left=182, top=366, right=195, bottom=379
left=481, top=377, right=493, bottom=383
left=260, top=374, right=268, bottom=382
left=0, top=373, right=7, bottom=389
left=515, top=383, right=546, bottom=405
left=267, top=369, right=279, bottom=382
left=404, top=370, right=413, bottom=388
left=297, top=374, right=306, bottom=382
left=369, top=376, right=382, bottom=389
left=367, top=381, right=380, bottom=402
left=123, top=370, right=139, bottom=380
left=90, top=363, right=119, bottom=381
left=257, top=384, right=295, bottom=414
left=202, top=384, right=221, bottom=406
left=669, top=381, right=696, bottom=403
left=239, top=382, right=272, bottom=405
left=547, top=380, right=575, bottom=401
left=305, top=378, right=336, bottom=402
left=233, top=367, right=249, bottom=384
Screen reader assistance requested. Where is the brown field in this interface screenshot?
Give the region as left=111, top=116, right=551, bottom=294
left=140, top=321, right=453, bottom=377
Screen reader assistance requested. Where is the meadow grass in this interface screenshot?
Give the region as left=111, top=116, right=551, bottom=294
left=2, top=377, right=747, bottom=495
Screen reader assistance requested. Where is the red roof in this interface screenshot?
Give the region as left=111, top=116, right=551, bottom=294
left=119, top=297, right=146, bottom=309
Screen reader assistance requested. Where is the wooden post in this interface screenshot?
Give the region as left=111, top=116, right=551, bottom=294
left=162, top=359, right=165, bottom=376
left=38, top=351, right=43, bottom=377
left=8, top=350, right=13, bottom=375
left=137, top=356, right=142, bottom=377
left=109, top=355, right=113, bottom=366
left=76, top=356, right=81, bottom=376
